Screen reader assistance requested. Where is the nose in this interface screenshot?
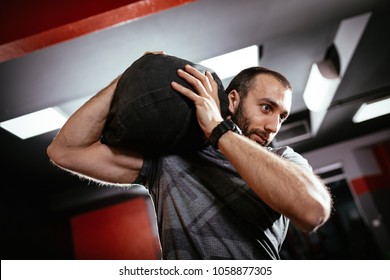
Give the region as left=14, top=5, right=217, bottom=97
left=264, top=116, right=280, bottom=134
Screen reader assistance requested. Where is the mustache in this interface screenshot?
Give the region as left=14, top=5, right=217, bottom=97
left=231, top=110, right=270, bottom=146
left=245, top=129, right=270, bottom=145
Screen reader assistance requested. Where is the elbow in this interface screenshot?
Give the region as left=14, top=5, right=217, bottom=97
left=46, top=142, right=57, bottom=163
left=46, top=142, right=67, bottom=168
left=295, top=178, right=333, bottom=233
left=46, top=142, right=54, bottom=159
left=299, top=205, right=331, bottom=233
left=293, top=195, right=332, bottom=233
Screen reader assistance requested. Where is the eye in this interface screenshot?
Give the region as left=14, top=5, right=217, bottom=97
left=261, top=104, right=272, bottom=113
left=280, top=113, right=288, bottom=123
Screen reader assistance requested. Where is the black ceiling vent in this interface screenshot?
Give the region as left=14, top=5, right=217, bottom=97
left=272, top=119, right=312, bottom=147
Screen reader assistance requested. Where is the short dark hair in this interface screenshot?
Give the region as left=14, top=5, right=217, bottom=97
left=225, top=67, right=292, bottom=99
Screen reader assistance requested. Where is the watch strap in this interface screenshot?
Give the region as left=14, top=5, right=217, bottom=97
left=209, top=119, right=241, bottom=148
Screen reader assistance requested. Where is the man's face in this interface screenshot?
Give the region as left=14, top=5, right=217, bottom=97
left=231, top=75, right=292, bottom=146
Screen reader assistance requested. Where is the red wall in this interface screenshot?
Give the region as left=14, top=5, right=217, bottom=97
left=351, top=142, right=390, bottom=195
left=71, top=197, right=161, bottom=260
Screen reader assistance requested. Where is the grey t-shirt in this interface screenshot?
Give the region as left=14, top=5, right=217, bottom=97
left=138, top=145, right=312, bottom=259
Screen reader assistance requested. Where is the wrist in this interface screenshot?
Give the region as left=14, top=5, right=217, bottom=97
left=209, top=119, right=242, bottom=148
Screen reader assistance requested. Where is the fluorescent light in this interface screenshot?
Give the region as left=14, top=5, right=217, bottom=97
left=334, top=12, right=371, bottom=76
left=304, top=12, right=371, bottom=136
left=199, top=45, right=259, bottom=80
left=0, top=107, right=68, bottom=139
left=303, top=61, right=341, bottom=112
left=352, top=97, right=390, bottom=123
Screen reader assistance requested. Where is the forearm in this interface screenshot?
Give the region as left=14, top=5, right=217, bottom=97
left=218, top=131, right=332, bottom=232
left=47, top=74, right=144, bottom=186
left=50, top=77, right=119, bottom=150
left=46, top=76, right=122, bottom=173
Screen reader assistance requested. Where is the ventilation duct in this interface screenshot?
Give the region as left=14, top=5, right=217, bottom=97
left=272, top=119, right=311, bottom=147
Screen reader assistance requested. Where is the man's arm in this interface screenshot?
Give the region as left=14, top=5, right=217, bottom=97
left=171, top=65, right=332, bottom=233
left=217, top=132, right=331, bottom=232
left=47, top=75, right=143, bottom=186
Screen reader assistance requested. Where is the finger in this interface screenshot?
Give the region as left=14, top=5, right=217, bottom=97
left=184, top=65, right=212, bottom=87
left=205, top=71, right=218, bottom=95
left=177, top=68, right=208, bottom=93
left=179, top=66, right=212, bottom=95
left=183, top=64, right=204, bottom=77
left=143, top=50, right=166, bottom=55
left=171, top=81, right=199, bottom=101
left=205, top=70, right=215, bottom=81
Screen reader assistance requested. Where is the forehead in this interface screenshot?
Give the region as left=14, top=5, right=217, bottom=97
left=249, top=74, right=292, bottom=108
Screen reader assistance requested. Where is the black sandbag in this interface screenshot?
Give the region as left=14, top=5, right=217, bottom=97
left=101, top=53, right=229, bottom=155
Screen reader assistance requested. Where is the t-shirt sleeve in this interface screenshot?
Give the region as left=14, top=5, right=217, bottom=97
left=270, top=146, right=313, bottom=173
left=134, top=156, right=160, bottom=188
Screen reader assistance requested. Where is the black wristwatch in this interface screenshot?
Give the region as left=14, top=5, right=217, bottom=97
left=209, top=119, right=242, bottom=148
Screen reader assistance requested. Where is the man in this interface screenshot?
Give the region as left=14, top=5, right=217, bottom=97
left=47, top=52, right=332, bottom=259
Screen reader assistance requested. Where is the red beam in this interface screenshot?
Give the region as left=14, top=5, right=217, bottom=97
left=0, top=0, right=194, bottom=63
left=351, top=174, right=389, bottom=195
left=0, top=0, right=143, bottom=44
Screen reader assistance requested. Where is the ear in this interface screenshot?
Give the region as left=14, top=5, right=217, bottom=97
left=227, top=90, right=240, bottom=115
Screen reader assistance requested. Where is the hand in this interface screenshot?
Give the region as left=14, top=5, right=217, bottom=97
left=143, top=50, right=166, bottom=55
left=171, top=64, right=224, bottom=138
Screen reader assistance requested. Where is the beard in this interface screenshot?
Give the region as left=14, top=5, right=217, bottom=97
left=230, top=103, right=270, bottom=147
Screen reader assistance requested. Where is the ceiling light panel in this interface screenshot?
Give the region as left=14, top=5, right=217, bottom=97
left=199, top=45, right=259, bottom=80
left=352, top=97, right=390, bottom=123
left=0, top=107, right=68, bottom=139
